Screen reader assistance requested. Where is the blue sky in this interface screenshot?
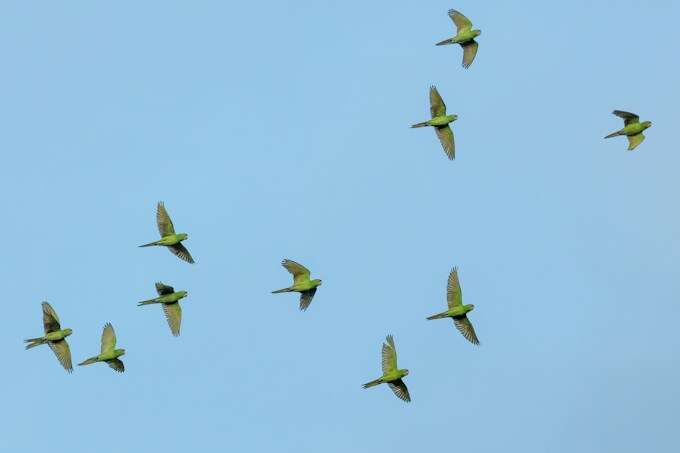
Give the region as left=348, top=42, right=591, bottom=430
left=2, top=1, right=679, bottom=451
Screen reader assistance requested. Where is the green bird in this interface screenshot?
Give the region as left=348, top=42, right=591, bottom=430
left=138, top=282, right=188, bottom=337
left=78, top=323, right=126, bottom=373
left=411, top=86, right=458, bottom=160
left=426, top=267, right=480, bottom=345
left=24, top=302, right=73, bottom=373
left=362, top=335, right=411, bottom=403
left=604, top=110, right=652, bottom=151
left=436, top=9, right=482, bottom=69
left=140, top=201, right=194, bottom=264
left=271, top=259, right=322, bottom=311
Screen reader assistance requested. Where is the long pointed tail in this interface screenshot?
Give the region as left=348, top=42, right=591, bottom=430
left=271, top=287, right=293, bottom=294
left=604, top=131, right=622, bottom=139
left=78, top=356, right=99, bottom=366
left=139, top=241, right=160, bottom=247
left=426, top=311, right=449, bottom=320
left=435, top=38, right=454, bottom=46
left=362, top=378, right=382, bottom=389
left=24, top=338, right=44, bottom=349
left=411, top=121, right=430, bottom=128
left=138, top=298, right=159, bottom=306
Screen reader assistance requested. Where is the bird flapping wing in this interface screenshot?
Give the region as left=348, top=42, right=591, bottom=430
left=49, top=340, right=73, bottom=373
left=388, top=379, right=411, bottom=402
left=299, top=288, right=317, bottom=311
left=169, top=243, right=194, bottom=264
left=461, top=40, right=478, bottom=69
left=446, top=267, right=463, bottom=308
left=107, top=358, right=125, bottom=373
left=381, top=335, right=398, bottom=373
left=454, top=315, right=480, bottom=345
left=282, top=259, right=311, bottom=284
left=101, top=323, right=117, bottom=353
left=156, top=201, right=176, bottom=237
left=448, top=9, right=473, bottom=34
left=435, top=125, right=455, bottom=160
left=627, top=133, right=645, bottom=150
left=613, top=110, right=639, bottom=126
left=42, top=302, right=61, bottom=334
left=162, top=302, right=182, bottom=336
left=429, top=85, right=447, bottom=118
left=155, top=282, right=175, bottom=296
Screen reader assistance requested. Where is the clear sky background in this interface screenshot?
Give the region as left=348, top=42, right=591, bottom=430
left=2, top=1, right=679, bottom=452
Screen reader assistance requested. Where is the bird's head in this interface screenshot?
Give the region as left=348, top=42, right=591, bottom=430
left=181, top=233, right=189, bottom=241
left=182, top=291, right=188, bottom=298
left=119, top=349, right=126, bottom=356
left=468, top=304, right=475, bottom=312
left=475, top=29, right=482, bottom=36
left=452, top=114, right=459, bottom=121
left=315, top=279, right=323, bottom=286
left=64, top=328, right=73, bottom=336
left=644, top=121, right=652, bottom=128
left=403, top=369, right=410, bottom=376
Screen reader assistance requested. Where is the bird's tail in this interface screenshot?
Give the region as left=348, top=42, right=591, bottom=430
left=411, top=121, right=429, bottom=128
left=426, top=311, right=449, bottom=320
left=271, top=287, right=293, bottom=294
left=24, top=338, right=44, bottom=349
left=435, top=38, right=454, bottom=46
left=604, top=131, right=622, bottom=139
left=138, top=298, right=159, bottom=306
left=362, top=378, right=382, bottom=389
left=78, top=356, right=99, bottom=366
left=139, top=241, right=160, bottom=247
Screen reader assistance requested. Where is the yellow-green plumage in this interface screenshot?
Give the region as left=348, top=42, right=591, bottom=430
left=411, top=86, right=458, bottom=160
left=604, top=110, right=652, bottom=151
left=24, top=301, right=73, bottom=373
left=272, top=259, right=323, bottom=311
left=139, top=201, right=194, bottom=263
left=426, top=267, right=480, bottom=345
left=78, top=323, right=126, bottom=373
left=138, top=282, right=187, bottom=336
left=362, top=335, right=411, bottom=402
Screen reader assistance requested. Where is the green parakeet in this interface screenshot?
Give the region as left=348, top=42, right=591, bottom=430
left=436, top=9, right=482, bottom=69
left=411, top=86, right=458, bottom=160
left=362, top=335, right=411, bottom=402
left=604, top=110, right=652, bottom=151
left=140, top=201, right=194, bottom=263
left=426, top=267, right=480, bottom=345
left=138, top=282, right=188, bottom=337
left=271, top=259, right=322, bottom=311
left=78, top=323, right=126, bottom=373
left=24, top=301, right=73, bottom=373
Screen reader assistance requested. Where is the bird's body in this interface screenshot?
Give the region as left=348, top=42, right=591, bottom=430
left=24, top=302, right=73, bottom=373
left=436, top=9, right=481, bottom=68
left=426, top=267, right=480, bottom=345
left=140, top=201, right=194, bottom=263
left=605, top=110, right=652, bottom=150
left=78, top=323, right=126, bottom=372
left=362, top=335, right=411, bottom=402
left=411, top=86, right=458, bottom=160
left=272, top=259, right=322, bottom=311
left=138, top=282, right=187, bottom=336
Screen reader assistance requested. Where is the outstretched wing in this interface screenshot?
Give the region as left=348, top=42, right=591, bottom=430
left=107, top=358, right=125, bottom=373
left=446, top=267, right=463, bottom=308
left=381, top=335, right=398, bottom=373
left=627, top=133, right=645, bottom=151
left=461, top=40, right=478, bottom=69
left=435, top=125, right=455, bottom=160
left=168, top=244, right=194, bottom=264
left=156, top=201, right=176, bottom=237
left=613, top=110, right=639, bottom=126
left=429, top=85, right=447, bottom=118
left=162, top=302, right=182, bottom=336
left=100, top=323, right=117, bottom=353
left=453, top=315, right=480, bottom=345
left=388, top=379, right=411, bottom=403
left=42, top=302, right=61, bottom=334
left=448, top=9, right=473, bottom=34
left=282, top=259, right=311, bottom=284
left=49, top=339, right=73, bottom=373
left=155, top=282, right=175, bottom=296
left=299, top=288, right=317, bottom=311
